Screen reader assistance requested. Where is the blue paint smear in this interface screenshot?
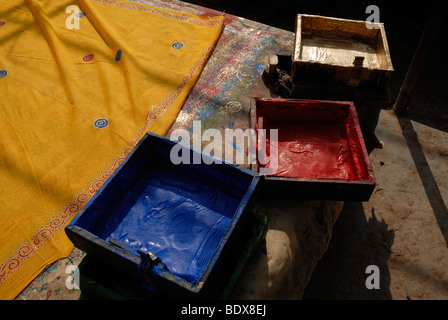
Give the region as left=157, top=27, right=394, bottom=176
left=74, top=137, right=252, bottom=285
left=228, top=140, right=241, bottom=153
left=115, top=49, right=122, bottom=62
left=255, top=63, right=265, bottom=75
left=200, top=106, right=214, bottom=119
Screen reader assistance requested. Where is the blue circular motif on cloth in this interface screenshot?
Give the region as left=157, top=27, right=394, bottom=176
left=0, top=70, right=7, bottom=79
left=76, top=12, right=86, bottom=18
left=172, top=42, right=184, bottom=49
left=93, top=118, right=109, bottom=129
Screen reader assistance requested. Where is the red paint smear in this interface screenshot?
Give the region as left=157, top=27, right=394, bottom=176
left=255, top=99, right=372, bottom=181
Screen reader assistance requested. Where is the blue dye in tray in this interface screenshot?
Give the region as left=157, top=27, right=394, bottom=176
left=66, top=132, right=262, bottom=295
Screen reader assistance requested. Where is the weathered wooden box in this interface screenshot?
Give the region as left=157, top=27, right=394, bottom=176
left=292, top=14, right=394, bottom=89
left=65, top=132, right=263, bottom=298
left=250, top=98, right=376, bottom=201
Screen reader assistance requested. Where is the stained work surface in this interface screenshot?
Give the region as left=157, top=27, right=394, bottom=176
left=168, top=17, right=290, bottom=137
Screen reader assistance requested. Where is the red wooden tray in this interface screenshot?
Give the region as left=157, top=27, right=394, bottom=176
left=250, top=98, right=376, bottom=201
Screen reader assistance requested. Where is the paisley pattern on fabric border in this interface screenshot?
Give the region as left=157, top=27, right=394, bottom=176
left=0, top=46, right=214, bottom=286
left=91, top=0, right=224, bottom=27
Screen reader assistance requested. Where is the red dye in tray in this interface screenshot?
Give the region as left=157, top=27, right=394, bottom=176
left=252, top=98, right=374, bottom=183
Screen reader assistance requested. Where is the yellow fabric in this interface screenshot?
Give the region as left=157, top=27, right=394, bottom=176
left=0, top=0, right=224, bottom=299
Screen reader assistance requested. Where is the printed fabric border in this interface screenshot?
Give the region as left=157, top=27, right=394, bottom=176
left=91, top=0, right=223, bottom=26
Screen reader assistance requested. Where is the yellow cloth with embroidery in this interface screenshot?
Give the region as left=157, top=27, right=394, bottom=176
left=0, top=0, right=224, bottom=299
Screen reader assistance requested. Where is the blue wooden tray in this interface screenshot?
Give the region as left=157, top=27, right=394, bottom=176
left=65, top=132, right=263, bottom=298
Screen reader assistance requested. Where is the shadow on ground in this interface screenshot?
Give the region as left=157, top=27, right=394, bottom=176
left=302, top=202, right=395, bottom=299
left=397, top=116, right=448, bottom=244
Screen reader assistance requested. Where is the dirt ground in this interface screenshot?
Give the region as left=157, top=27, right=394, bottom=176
left=184, top=0, right=448, bottom=300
